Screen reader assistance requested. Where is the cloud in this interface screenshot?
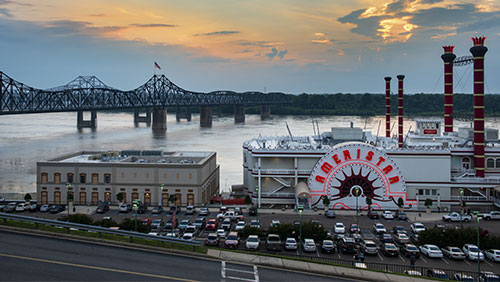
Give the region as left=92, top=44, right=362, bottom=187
left=239, top=40, right=283, bottom=48
left=0, top=7, right=11, bottom=17
left=194, top=30, right=240, bottom=36
left=278, top=50, right=288, bottom=59
left=130, top=23, right=177, bottom=28
left=265, top=47, right=288, bottom=60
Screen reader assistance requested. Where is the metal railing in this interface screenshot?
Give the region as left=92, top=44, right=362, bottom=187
left=251, top=169, right=312, bottom=175
left=260, top=193, right=295, bottom=198
left=450, top=196, right=487, bottom=201
left=0, top=213, right=202, bottom=247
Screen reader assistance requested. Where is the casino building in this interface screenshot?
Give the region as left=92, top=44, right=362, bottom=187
left=242, top=37, right=500, bottom=211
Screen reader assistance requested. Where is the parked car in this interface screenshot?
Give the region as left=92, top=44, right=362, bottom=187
left=178, top=219, right=191, bottom=231
left=485, top=249, right=500, bottom=262
left=141, top=218, right=152, bottom=226
left=199, top=207, right=209, bottom=217
left=266, top=234, right=282, bottom=251
left=409, top=233, right=419, bottom=244
left=15, top=203, right=26, bottom=212
left=394, top=232, right=410, bottom=244
left=462, top=244, right=485, bottom=261
left=185, top=225, right=198, bottom=235
left=379, top=233, right=394, bottom=243
left=165, top=218, right=178, bottom=230
left=50, top=205, right=65, bottom=214
left=453, top=273, right=475, bottom=282
left=441, top=246, right=466, bottom=260
left=245, top=235, right=260, bottom=250
left=420, top=244, right=443, bottom=258
left=325, top=209, right=336, bottom=218
left=381, top=243, right=398, bottom=256
left=269, top=219, right=281, bottom=227
left=360, top=240, right=379, bottom=255
left=321, top=240, right=335, bottom=254
left=168, top=206, right=180, bottom=215
left=404, top=270, right=422, bottom=277
left=206, top=219, right=218, bottom=231
left=221, top=218, right=232, bottom=230
left=249, top=219, right=261, bottom=229
left=410, top=222, right=426, bottom=233
left=39, top=204, right=50, bottom=212
left=249, top=206, right=258, bottom=216
left=151, top=219, right=163, bottom=230
left=193, top=218, right=206, bottom=230
left=395, top=210, right=408, bottom=220
left=119, top=203, right=132, bottom=213
left=400, top=244, right=420, bottom=257
left=224, top=232, right=239, bottom=249
left=349, top=223, right=360, bottom=234
left=96, top=205, right=109, bottom=214
left=426, top=269, right=450, bottom=280
left=478, top=211, right=500, bottom=220
left=4, top=202, right=17, bottom=212
left=185, top=205, right=196, bottom=215
left=480, top=271, right=500, bottom=282
left=205, top=233, right=219, bottom=246
left=442, top=212, right=471, bottom=222
left=392, top=225, right=407, bottom=235
left=216, top=229, right=227, bottom=239
left=301, top=239, right=316, bottom=253
left=341, top=237, right=357, bottom=254
left=151, top=206, right=163, bottom=214
left=28, top=204, right=38, bottom=212
left=373, top=223, right=386, bottom=234
left=334, top=222, right=345, bottom=234
left=285, top=237, right=298, bottom=251
left=382, top=211, right=394, bottom=219
left=367, top=210, right=379, bottom=219
left=182, top=233, right=195, bottom=241
left=137, top=205, right=148, bottom=214
left=235, top=221, right=246, bottom=231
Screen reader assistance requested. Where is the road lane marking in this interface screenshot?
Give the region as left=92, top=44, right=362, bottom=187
left=399, top=255, right=406, bottom=262
left=464, top=259, right=471, bottom=265
left=441, top=258, right=449, bottom=265
left=222, top=261, right=226, bottom=282
left=0, top=253, right=199, bottom=282
left=253, top=266, right=259, bottom=282
left=377, top=253, right=384, bottom=261
left=420, top=256, right=427, bottom=263
left=485, top=260, right=494, bottom=267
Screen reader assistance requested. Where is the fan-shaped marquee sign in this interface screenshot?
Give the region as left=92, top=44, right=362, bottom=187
left=308, top=142, right=409, bottom=210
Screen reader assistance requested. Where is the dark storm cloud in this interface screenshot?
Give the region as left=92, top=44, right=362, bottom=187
left=337, top=9, right=382, bottom=38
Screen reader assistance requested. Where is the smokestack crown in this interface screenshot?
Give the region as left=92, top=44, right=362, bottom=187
left=397, top=75, right=405, bottom=80
left=441, top=46, right=456, bottom=63
left=472, top=37, right=487, bottom=46
left=443, top=45, right=455, bottom=53
left=470, top=37, right=488, bottom=57
left=384, top=77, right=392, bottom=82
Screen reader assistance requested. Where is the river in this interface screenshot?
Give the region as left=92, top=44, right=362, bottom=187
left=0, top=111, right=497, bottom=197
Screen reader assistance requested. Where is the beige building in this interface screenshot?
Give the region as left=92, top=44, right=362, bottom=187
left=36, top=150, right=219, bottom=207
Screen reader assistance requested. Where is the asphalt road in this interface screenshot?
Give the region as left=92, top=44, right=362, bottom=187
left=0, top=230, right=356, bottom=281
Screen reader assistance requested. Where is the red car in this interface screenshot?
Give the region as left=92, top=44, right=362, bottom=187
left=142, top=218, right=152, bottom=226
left=350, top=223, right=360, bottom=234
left=206, top=219, right=218, bottom=231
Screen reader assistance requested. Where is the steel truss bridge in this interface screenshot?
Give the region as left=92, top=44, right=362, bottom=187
left=0, top=71, right=290, bottom=115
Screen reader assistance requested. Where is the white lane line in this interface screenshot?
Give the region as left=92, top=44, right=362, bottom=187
left=420, top=256, right=428, bottom=263
left=464, top=259, right=471, bottom=265
left=377, top=253, right=385, bottom=261
left=221, top=261, right=226, bottom=282
left=253, top=266, right=259, bottom=282
left=485, top=260, right=494, bottom=267
left=225, top=276, right=256, bottom=282
left=225, top=268, right=255, bottom=275
left=441, top=258, right=449, bottom=265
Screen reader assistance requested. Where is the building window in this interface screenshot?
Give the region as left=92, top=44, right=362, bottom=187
left=121, top=172, right=125, bottom=178
left=176, top=173, right=180, bottom=179
left=144, top=193, right=151, bottom=205
left=431, top=190, right=437, bottom=196
left=41, top=173, right=48, bottom=184
left=487, top=158, right=495, bottom=168
left=92, top=173, right=99, bottom=184
left=67, top=173, right=74, bottom=184
left=187, top=194, right=194, bottom=205
left=146, top=173, right=150, bottom=179
left=104, top=174, right=111, bottom=184
left=418, top=189, right=424, bottom=196
left=120, top=192, right=127, bottom=203
left=132, top=192, right=139, bottom=202
left=54, top=173, right=61, bottom=184
left=133, top=173, right=137, bottom=179
left=462, top=157, right=471, bottom=170
left=104, top=192, right=111, bottom=203
left=41, top=191, right=48, bottom=204
left=163, top=173, right=167, bottom=180
left=80, top=173, right=86, bottom=184
left=162, top=193, right=169, bottom=207
left=54, top=191, right=61, bottom=204
left=496, top=159, right=500, bottom=168
left=79, top=192, right=87, bottom=204
left=175, top=193, right=182, bottom=206
left=189, top=173, right=193, bottom=180
left=91, top=192, right=99, bottom=205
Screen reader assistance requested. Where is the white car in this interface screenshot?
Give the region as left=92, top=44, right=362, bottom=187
left=15, top=203, right=26, bottom=212
left=462, top=244, right=484, bottom=261
left=285, top=237, right=298, bottom=251
left=270, top=220, right=281, bottom=227
left=485, top=249, right=500, bottom=262
left=410, top=222, right=426, bottom=233
left=382, top=211, right=394, bottom=219
left=235, top=221, right=246, bottom=231
left=373, top=223, right=386, bottom=234
left=216, top=228, right=227, bottom=239
left=303, top=239, right=317, bottom=252
left=441, top=246, right=466, bottom=260
left=245, top=235, right=260, bottom=250
left=419, top=244, right=443, bottom=258
left=182, top=233, right=195, bottom=240
left=334, top=222, right=345, bottom=234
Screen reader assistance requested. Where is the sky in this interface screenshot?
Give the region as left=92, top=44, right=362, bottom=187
left=0, top=0, right=499, bottom=94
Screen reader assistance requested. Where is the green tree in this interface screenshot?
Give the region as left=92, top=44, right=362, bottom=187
left=245, top=195, right=253, bottom=206
left=268, top=223, right=295, bottom=240
left=59, top=214, right=94, bottom=225
left=67, top=193, right=74, bottom=202
left=366, top=197, right=372, bottom=210
left=239, top=226, right=264, bottom=239
left=397, top=198, right=404, bottom=208
left=424, top=198, right=433, bottom=208
left=119, top=218, right=151, bottom=233
left=322, top=196, right=330, bottom=208
left=298, top=221, right=328, bottom=242
left=24, top=193, right=32, bottom=202
left=116, top=192, right=124, bottom=203
left=168, top=194, right=177, bottom=206
left=95, top=218, right=118, bottom=228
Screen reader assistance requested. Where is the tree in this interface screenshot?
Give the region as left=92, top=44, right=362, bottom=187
left=24, top=193, right=32, bottom=202
left=119, top=218, right=151, bottom=233
left=366, top=197, right=372, bottom=210
left=59, top=214, right=94, bottom=225
left=67, top=193, right=74, bottom=202
left=322, top=196, right=330, bottom=208
left=116, top=192, right=124, bottom=203
left=425, top=198, right=433, bottom=208
left=168, top=194, right=177, bottom=206
left=397, top=198, right=404, bottom=209
left=245, top=195, right=253, bottom=206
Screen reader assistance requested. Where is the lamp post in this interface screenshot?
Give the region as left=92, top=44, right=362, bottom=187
left=160, top=184, right=165, bottom=232
left=475, top=214, right=481, bottom=278
left=353, top=187, right=361, bottom=234
left=133, top=201, right=138, bottom=232
left=66, top=183, right=72, bottom=217
left=298, top=204, right=303, bottom=255
left=459, top=188, right=464, bottom=229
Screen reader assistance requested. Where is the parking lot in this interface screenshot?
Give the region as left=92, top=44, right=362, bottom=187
left=14, top=205, right=500, bottom=275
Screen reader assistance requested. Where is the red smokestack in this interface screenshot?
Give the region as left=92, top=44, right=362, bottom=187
left=385, top=77, right=392, bottom=138
left=397, top=75, right=405, bottom=148
left=441, top=45, right=456, bottom=133
left=470, top=37, right=488, bottom=178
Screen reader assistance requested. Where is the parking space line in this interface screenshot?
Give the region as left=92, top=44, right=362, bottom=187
left=484, top=260, right=494, bottom=267
left=441, top=258, right=449, bottom=265
left=420, top=256, right=427, bottom=263
left=464, top=259, right=471, bottom=265
left=253, top=266, right=259, bottom=282
left=399, top=255, right=406, bottom=262
left=225, top=269, right=256, bottom=275
left=377, top=253, right=384, bottom=261
left=225, top=276, right=256, bottom=282
left=316, top=249, right=320, bottom=257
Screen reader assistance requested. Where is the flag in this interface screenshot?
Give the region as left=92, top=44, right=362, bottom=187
left=154, top=62, right=161, bottom=70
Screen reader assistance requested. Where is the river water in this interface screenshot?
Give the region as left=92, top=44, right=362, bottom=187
left=0, top=111, right=497, bottom=196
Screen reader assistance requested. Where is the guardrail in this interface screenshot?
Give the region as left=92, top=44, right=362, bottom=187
left=0, top=213, right=203, bottom=247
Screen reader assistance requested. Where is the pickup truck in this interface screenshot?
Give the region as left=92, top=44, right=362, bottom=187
left=442, top=212, right=471, bottom=222
left=217, top=211, right=244, bottom=221
left=477, top=211, right=500, bottom=220
left=266, top=234, right=282, bottom=251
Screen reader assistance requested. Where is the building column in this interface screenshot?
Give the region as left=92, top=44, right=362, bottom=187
left=77, top=110, right=97, bottom=129
left=442, top=46, right=456, bottom=133
left=258, top=157, right=262, bottom=208
left=200, top=106, right=213, bottom=127
left=234, top=104, right=245, bottom=123
left=152, top=108, right=167, bottom=130
left=260, top=104, right=271, bottom=120
left=397, top=75, right=405, bottom=148
left=134, top=108, right=151, bottom=126
left=384, top=77, right=392, bottom=138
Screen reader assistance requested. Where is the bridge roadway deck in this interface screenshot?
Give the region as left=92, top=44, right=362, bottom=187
left=0, top=229, right=353, bottom=282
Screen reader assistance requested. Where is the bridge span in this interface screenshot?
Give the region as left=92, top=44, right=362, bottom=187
left=0, top=71, right=290, bottom=130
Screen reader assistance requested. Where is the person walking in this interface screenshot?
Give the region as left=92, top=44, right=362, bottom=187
left=410, top=254, right=416, bottom=269
left=359, top=251, right=365, bottom=262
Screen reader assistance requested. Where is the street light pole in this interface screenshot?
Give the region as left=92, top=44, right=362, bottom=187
left=133, top=202, right=138, bottom=232
left=66, top=183, right=71, bottom=217
left=354, top=187, right=360, bottom=234
left=298, top=205, right=303, bottom=255
left=459, top=188, right=464, bottom=229
left=476, top=215, right=481, bottom=278
left=160, top=184, right=165, bottom=230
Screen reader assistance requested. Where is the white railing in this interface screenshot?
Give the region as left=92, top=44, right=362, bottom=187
left=252, top=169, right=312, bottom=175
left=450, top=196, right=487, bottom=201
left=260, top=192, right=295, bottom=198
left=451, top=177, right=500, bottom=183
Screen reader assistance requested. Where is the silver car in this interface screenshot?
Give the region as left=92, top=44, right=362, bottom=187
left=285, top=237, right=297, bottom=251
left=303, top=239, right=317, bottom=253
left=441, top=246, right=465, bottom=260
left=361, top=239, right=379, bottom=255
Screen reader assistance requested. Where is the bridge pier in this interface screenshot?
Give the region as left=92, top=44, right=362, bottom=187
left=200, top=106, right=212, bottom=127
left=77, top=110, right=97, bottom=129
left=260, top=104, right=271, bottom=120
left=176, top=106, right=192, bottom=122
left=234, top=105, right=245, bottom=123
left=152, top=109, right=167, bottom=130
left=134, top=108, right=151, bottom=126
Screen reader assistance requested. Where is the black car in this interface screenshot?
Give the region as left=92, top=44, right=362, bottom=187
left=368, top=210, right=379, bottom=219
left=50, top=205, right=65, bottom=214
left=381, top=243, right=398, bottom=256
left=379, top=233, right=394, bottom=243
left=340, top=237, right=357, bottom=254
left=400, top=244, right=420, bottom=257
left=96, top=205, right=109, bottom=214
left=395, top=211, right=408, bottom=221
left=168, top=206, right=180, bottom=215
left=392, top=225, right=407, bottom=234
left=249, top=206, right=258, bottom=216
left=137, top=205, right=148, bottom=214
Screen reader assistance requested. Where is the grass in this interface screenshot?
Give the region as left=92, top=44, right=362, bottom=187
left=0, top=219, right=207, bottom=254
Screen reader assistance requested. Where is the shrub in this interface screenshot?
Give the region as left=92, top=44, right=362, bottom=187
left=95, top=218, right=119, bottom=228
left=424, top=198, right=433, bottom=208
left=298, top=221, right=328, bottom=242
left=119, top=218, right=151, bottom=233
left=417, top=227, right=500, bottom=249
left=239, top=226, right=264, bottom=239
left=59, top=214, right=94, bottom=225
left=268, top=223, right=295, bottom=240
